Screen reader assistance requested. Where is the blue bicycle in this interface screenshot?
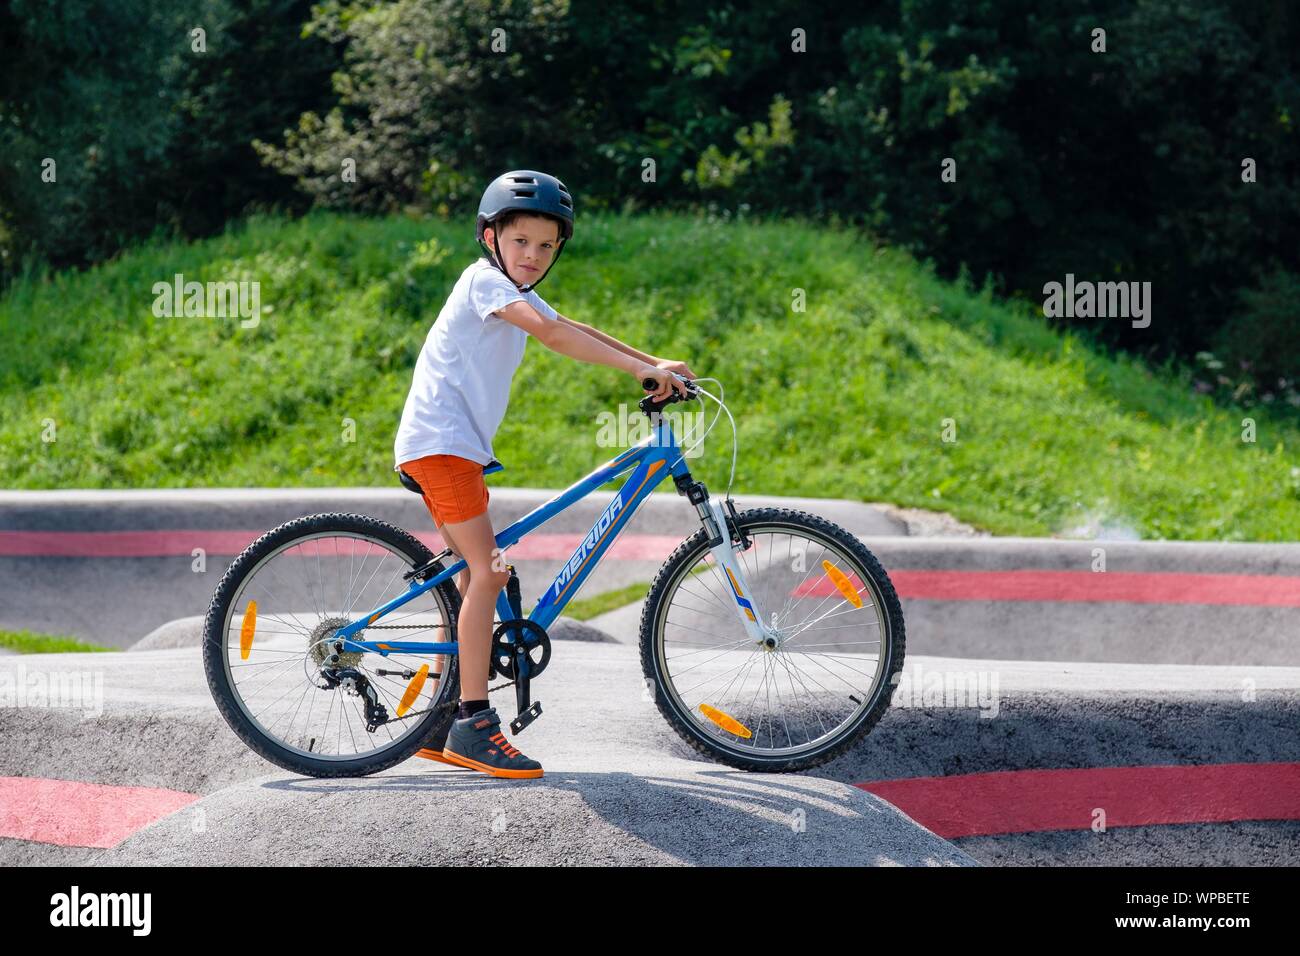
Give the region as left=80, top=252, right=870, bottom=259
left=203, top=377, right=906, bottom=775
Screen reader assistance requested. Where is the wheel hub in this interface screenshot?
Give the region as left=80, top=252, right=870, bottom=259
left=307, top=616, right=360, bottom=668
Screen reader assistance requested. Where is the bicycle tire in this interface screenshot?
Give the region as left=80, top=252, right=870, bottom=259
left=202, top=512, right=462, bottom=778
left=639, top=506, right=905, bottom=772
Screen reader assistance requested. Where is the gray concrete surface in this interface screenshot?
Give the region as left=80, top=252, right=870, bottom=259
left=4, top=639, right=1296, bottom=866
left=886, top=599, right=1300, bottom=666
left=820, top=657, right=1300, bottom=867
left=568, top=600, right=1300, bottom=867
left=5, top=486, right=1298, bottom=867
left=857, top=537, right=1300, bottom=666
left=0, top=642, right=976, bottom=867
left=954, top=821, right=1300, bottom=866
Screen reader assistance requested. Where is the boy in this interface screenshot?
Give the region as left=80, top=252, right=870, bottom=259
left=394, top=169, right=695, bottom=779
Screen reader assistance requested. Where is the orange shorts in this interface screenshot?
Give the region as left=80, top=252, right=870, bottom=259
left=399, top=454, right=490, bottom=528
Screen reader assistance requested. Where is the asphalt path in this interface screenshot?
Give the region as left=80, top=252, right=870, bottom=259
left=3, top=486, right=1297, bottom=867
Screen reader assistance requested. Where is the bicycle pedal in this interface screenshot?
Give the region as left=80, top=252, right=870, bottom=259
left=510, top=701, right=543, bottom=735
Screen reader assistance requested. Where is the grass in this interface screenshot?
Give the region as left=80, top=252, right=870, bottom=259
left=0, top=629, right=114, bottom=654
left=529, top=581, right=650, bottom=622
left=3, top=208, right=1298, bottom=540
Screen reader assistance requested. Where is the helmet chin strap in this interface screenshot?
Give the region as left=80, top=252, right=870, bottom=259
left=486, top=231, right=565, bottom=293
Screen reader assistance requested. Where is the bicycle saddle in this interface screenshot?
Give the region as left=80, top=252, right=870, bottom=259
left=395, top=459, right=504, bottom=495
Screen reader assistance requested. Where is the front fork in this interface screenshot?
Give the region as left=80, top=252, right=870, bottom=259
left=677, top=475, right=773, bottom=648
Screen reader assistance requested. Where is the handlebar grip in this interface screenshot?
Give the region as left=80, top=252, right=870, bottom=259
left=642, top=374, right=698, bottom=400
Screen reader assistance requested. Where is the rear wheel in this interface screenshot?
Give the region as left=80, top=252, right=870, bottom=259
left=640, top=507, right=905, bottom=772
left=202, top=512, right=462, bottom=777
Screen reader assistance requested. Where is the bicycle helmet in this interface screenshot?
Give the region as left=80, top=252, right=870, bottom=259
left=476, top=169, right=573, bottom=292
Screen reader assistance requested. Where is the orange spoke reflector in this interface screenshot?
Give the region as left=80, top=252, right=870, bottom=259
left=699, top=703, right=752, bottom=739
left=822, top=560, right=862, bottom=608
left=239, top=600, right=257, bottom=660
left=397, top=663, right=429, bottom=717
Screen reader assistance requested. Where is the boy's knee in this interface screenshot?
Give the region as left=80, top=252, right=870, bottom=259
left=464, top=561, right=510, bottom=590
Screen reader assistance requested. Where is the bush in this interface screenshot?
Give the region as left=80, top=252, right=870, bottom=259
left=0, top=0, right=338, bottom=276
left=1208, top=270, right=1300, bottom=407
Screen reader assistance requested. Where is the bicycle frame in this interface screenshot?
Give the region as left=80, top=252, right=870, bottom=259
left=331, top=414, right=767, bottom=659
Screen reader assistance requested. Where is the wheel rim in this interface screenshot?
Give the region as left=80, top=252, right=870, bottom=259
left=218, top=530, right=456, bottom=762
left=653, top=522, right=893, bottom=762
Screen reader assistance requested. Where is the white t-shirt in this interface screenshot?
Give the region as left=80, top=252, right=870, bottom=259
left=394, top=257, right=558, bottom=468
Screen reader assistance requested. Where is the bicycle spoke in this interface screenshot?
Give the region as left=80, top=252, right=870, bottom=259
left=664, top=635, right=753, bottom=661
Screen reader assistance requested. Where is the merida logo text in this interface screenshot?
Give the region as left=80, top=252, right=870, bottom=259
left=553, top=496, right=623, bottom=598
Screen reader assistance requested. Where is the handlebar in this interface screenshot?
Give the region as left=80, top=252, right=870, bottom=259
left=639, top=374, right=699, bottom=415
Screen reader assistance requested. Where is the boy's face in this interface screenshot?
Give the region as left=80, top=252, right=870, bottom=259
left=484, top=215, right=562, bottom=285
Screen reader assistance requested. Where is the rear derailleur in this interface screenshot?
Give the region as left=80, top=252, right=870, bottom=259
left=318, top=667, right=389, bottom=732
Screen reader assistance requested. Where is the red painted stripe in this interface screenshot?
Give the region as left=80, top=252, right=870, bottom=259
left=0, top=776, right=199, bottom=848
left=0, top=530, right=262, bottom=557
left=796, top=569, right=1300, bottom=606
left=0, top=530, right=682, bottom=561
left=6, top=531, right=1299, bottom=606
left=856, top=763, right=1300, bottom=838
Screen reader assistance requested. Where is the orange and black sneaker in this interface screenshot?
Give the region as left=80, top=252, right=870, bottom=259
left=412, top=675, right=465, bottom=767
left=414, top=718, right=464, bottom=767
left=440, top=707, right=543, bottom=779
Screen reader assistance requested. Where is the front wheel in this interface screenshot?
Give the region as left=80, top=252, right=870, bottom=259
left=640, top=507, right=905, bottom=772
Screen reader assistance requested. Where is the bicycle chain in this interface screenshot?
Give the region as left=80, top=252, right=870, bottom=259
left=363, top=624, right=452, bottom=629
left=379, top=677, right=517, bottom=724
left=349, top=622, right=513, bottom=722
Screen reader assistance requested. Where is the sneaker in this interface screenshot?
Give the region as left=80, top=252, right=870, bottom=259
left=440, top=707, right=543, bottom=779
left=412, top=675, right=464, bottom=767
left=414, top=717, right=464, bottom=767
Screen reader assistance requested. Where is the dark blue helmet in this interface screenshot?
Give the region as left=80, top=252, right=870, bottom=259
left=476, top=170, right=573, bottom=243
left=476, top=170, right=573, bottom=292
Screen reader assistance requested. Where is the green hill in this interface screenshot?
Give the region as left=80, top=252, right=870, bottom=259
left=2, top=210, right=1296, bottom=540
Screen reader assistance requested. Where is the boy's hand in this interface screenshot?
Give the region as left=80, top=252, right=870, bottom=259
left=636, top=364, right=690, bottom=401
left=654, top=358, right=697, bottom=380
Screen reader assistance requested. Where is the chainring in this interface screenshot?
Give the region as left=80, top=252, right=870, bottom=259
left=489, top=619, right=551, bottom=680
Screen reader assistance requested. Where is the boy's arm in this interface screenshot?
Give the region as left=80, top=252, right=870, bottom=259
left=555, top=313, right=660, bottom=366
left=492, top=301, right=688, bottom=399
left=558, top=313, right=697, bottom=380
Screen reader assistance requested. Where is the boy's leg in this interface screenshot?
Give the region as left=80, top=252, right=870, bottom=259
left=431, top=522, right=471, bottom=682
left=436, top=510, right=542, bottom=778
left=437, top=511, right=510, bottom=706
